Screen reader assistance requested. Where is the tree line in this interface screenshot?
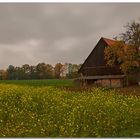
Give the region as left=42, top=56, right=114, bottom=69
left=0, top=63, right=82, bottom=80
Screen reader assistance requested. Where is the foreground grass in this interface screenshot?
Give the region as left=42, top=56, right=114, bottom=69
left=0, top=84, right=139, bottom=137
left=0, top=79, right=74, bottom=87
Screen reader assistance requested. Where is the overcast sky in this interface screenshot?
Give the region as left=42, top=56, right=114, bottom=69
left=0, top=3, right=140, bottom=68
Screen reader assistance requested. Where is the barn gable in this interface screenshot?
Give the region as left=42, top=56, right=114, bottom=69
left=79, top=37, right=107, bottom=72
left=78, top=37, right=123, bottom=76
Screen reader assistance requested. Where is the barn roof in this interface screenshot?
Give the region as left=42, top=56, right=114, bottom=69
left=102, top=37, right=117, bottom=46
left=103, top=37, right=129, bottom=49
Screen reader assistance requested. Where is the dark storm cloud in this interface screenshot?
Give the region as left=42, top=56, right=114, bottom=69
left=0, top=3, right=140, bottom=68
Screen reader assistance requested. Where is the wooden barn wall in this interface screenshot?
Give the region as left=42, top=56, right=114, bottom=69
left=83, top=39, right=106, bottom=68
left=82, top=66, right=123, bottom=76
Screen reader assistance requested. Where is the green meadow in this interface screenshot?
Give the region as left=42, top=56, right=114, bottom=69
left=0, top=79, right=74, bottom=87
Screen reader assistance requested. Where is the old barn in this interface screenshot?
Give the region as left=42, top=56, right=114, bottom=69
left=77, top=37, right=126, bottom=88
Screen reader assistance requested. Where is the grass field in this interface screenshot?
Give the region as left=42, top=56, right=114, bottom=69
left=0, top=79, right=74, bottom=87
left=0, top=79, right=140, bottom=137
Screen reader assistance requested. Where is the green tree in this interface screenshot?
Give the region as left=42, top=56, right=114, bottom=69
left=36, top=63, right=47, bottom=79
left=22, top=64, right=30, bottom=79
left=7, top=65, right=15, bottom=80
left=67, top=64, right=81, bottom=78
left=14, top=67, right=23, bottom=80
left=46, top=64, right=54, bottom=79
left=30, top=65, right=37, bottom=79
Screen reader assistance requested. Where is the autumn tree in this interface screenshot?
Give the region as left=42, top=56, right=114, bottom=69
left=0, top=69, right=8, bottom=80
left=46, top=64, right=54, bottom=79
left=121, top=21, right=140, bottom=73
left=54, top=63, right=63, bottom=79
left=104, top=41, right=138, bottom=74
left=121, top=21, right=140, bottom=53
left=105, top=20, right=140, bottom=84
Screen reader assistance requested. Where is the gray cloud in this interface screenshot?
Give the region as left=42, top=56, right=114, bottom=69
left=0, top=3, right=140, bottom=68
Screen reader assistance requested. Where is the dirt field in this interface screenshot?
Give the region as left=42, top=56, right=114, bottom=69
left=62, top=85, right=140, bottom=96
left=116, top=85, right=140, bottom=96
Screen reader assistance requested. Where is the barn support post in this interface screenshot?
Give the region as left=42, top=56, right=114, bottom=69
left=126, top=76, right=128, bottom=86
left=110, top=79, right=111, bottom=88
left=83, top=78, right=86, bottom=87
left=101, top=79, right=103, bottom=87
